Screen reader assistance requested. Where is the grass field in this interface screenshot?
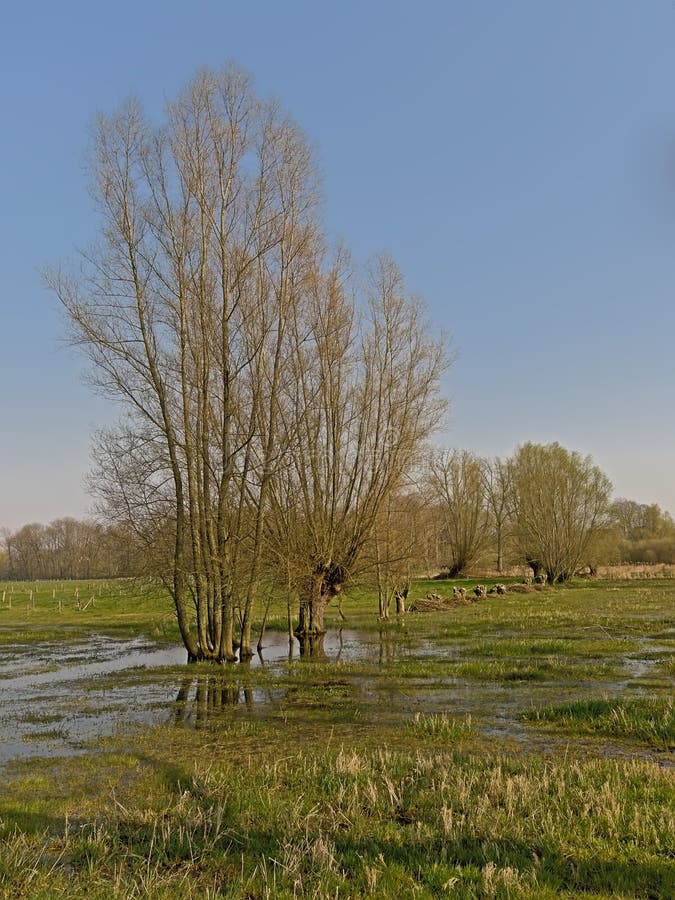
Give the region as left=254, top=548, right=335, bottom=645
left=0, top=576, right=673, bottom=898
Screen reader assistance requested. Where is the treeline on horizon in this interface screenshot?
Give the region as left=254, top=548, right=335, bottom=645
left=0, top=518, right=144, bottom=581
left=2, top=456, right=673, bottom=583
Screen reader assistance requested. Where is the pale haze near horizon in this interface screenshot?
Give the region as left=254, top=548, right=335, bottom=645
left=1, top=0, right=675, bottom=531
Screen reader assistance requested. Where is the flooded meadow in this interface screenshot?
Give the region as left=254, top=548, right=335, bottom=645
left=0, top=578, right=673, bottom=898
left=1, top=584, right=672, bottom=769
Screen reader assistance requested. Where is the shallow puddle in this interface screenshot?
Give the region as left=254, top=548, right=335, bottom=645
left=0, top=629, right=398, bottom=765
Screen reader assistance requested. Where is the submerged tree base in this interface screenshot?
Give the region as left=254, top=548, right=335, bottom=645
left=295, top=632, right=327, bottom=658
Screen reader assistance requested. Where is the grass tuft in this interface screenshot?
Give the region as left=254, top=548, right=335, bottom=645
left=406, top=712, right=475, bottom=741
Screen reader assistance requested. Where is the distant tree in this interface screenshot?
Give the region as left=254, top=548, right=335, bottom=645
left=610, top=499, right=675, bottom=542
left=4, top=523, right=46, bottom=580
left=0, top=517, right=143, bottom=580
left=610, top=499, right=675, bottom=565
left=364, top=486, right=431, bottom=619
left=507, top=442, right=612, bottom=583
left=426, top=449, right=489, bottom=577
left=481, top=456, right=512, bottom=573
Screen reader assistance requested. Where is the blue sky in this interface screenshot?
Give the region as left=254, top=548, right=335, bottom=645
left=2, top=0, right=675, bottom=529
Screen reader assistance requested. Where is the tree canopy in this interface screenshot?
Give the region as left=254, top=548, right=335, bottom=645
left=507, top=442, right=612, bottom=582
left=46, top=65, right=448, bottom=660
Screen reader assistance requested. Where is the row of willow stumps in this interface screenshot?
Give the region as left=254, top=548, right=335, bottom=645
left=407, top=583, right=508, bottom=612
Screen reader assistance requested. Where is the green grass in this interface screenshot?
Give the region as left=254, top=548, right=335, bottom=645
left=0, top=578, right=178, bottom=643
left=524, top=697, right=675, bottom=751
left=0, top=745, right=672, bottom=898
left=0, top=574, right=673, bottom=897
left=406, top=712, right=475, bottom=741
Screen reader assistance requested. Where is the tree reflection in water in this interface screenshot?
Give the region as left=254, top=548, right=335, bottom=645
left=171, top=627, right=418, bottom=726
left=295, top=632, right=327, bottom=659
left=377, top=626, right=414, bottom=664
left=172, top=674, right=257, bottom=727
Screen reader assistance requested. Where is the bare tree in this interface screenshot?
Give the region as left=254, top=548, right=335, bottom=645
left=366, top=486, right=429, bottom=619
left=0, top=517, right=142, bottom=580
left=2, top=524, right=46, bottom=581
left=265, top=255, right=448, bottom=637
left=481, top=457, right=512, bottom=573
left=426, top=449, right=490, bottom=577
left=47, top=66, right=320, bottom=661
left=46, top=66, right=449, bottom=659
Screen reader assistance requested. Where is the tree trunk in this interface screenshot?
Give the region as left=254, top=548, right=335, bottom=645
left=295, top=593, right=328, bottom=635
left=218, top=592, right=236, bottom=662
left=527, top=559, right=543, bottom=579
left=295, top=573, right=337, bottom=636
left=239, top=617, right=254, bottom=660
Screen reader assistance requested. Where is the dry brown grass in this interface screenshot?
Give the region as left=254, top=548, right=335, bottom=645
left=462, top=563, right=675, bottom=580
left=594, top=563, right=675, bottom=579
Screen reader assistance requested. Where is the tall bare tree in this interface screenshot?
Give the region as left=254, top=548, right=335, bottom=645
left=426, top=449, right=490, bottom=577
left=265, top=256, right=448, bottom=636
left=47, top=66, right=450, bottom=658
left=47, top=66, right=320, bottom=661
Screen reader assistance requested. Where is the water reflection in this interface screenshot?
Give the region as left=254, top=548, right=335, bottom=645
left=261, top=626, right=417, bottom=663
left=1, top=622, right=670, bottom=769
left=295, top=633, right=327, bottom=658
left=170, top=628, right=421, bottom=728
left=172, top=675, right=258, bottom=726
left=256, top=628, right=371, bottom=663
left=377, top=626, right=415, bottom=664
